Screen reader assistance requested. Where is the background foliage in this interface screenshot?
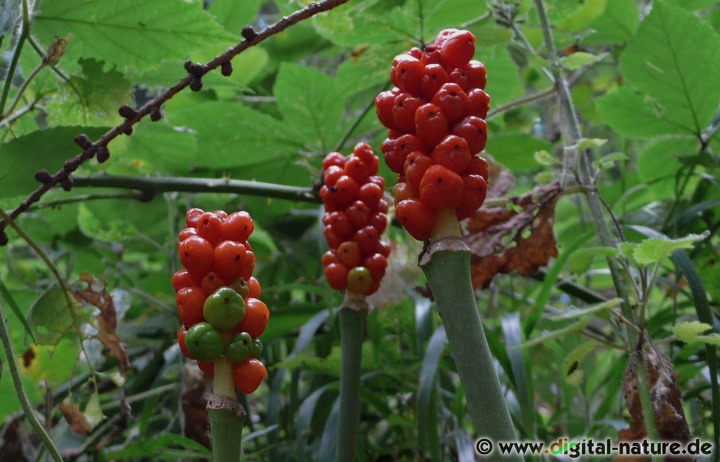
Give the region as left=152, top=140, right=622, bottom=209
left=0, top=0, right=719, bottom=460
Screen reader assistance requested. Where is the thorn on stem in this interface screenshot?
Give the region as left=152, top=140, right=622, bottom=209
left=190, top=77, right=203, bottom=92
left=139, top=189, right=155, bottom=202
left=0, top=231, right=8, bottom=246
left=96, top=146, right=110, bottom=163
left=63, top=159, right=79, bottom=173
left=118, top=105, right=137, bottom=119
left=122, top=125, right=133, bottom=136
left=73, top=134, right=93, bottom=150
left=61, top=177, right=73, bottom=191
left=221, top=61, right=233, bottom=77
left=241, top=25, right=257, bottom=40
left=185, top=61, right=206, bottom=77
left=150, top=106, right=163, bottom=122
left=34, top=169, right=52, bottom=184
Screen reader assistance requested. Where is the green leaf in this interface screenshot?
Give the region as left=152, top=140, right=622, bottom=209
left=46, top=58, right=132, bottom=127
left=634, top=233, right=707, bottom=264
left=561, top=342, right=596, bottom=386
left=594, top=152, right=627, bottom=170
left=167, top=102, right=303, bottom=169
left=34, top=0, right=235, bottom=71
left=556, top=0, right=607, bottom=32
left=637, top=137, right=694, bottom=187
left=274, top=63, right=348, bottom=151
left=665, top=0, right=718, bottom=10
left=102, top=432, right=211, bottom=458
left=209, top=0, right=260, bottom=35
left=575, top=138, right=607, bottom=150
left=20, top=339, right=77, bottom=383
left=0, top=280, right=35, bottom=342
left=561, top=51, right=601, bottom=70
left=126, top=122, right=198, bottom=173
left=479, top=45, right=522, bottom=107
left=424, top=0, right=488, bottom=32
left=551, top=298, right=623, bottom=321
left=620, top=2, right=720, bottom=136
left=27, top=287, right=77, bottom=345
left=0, top=126, right=107, bottom=199
left=673, top=321, right=713, bottom=343
left=568, top=246, right=619, bottom=274
left=585, top=0, right=639, bottom=44
left=596, top=87, right=694, bottom=137
left=534, top=150, right=557, bottom=166
left=484, top=133, right=551, bottom=171
left=516, top=319, right=591, bottom=349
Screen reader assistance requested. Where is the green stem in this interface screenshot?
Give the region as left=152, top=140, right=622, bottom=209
left=0, top=295, right=63, bottom=462
left=209, top=358, right=245, bottom=462
left=0, top=0, right=30, bottom=116
left=1, top=62, right=45, bottom=119
left=72, top=174, right=320, bottom=204
left=337, top=304, right=368, bottom=462
left=420, top=212, right=518, bottom=456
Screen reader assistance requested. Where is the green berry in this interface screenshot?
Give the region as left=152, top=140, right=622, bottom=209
left=225, top=332, right=253, bottom=363
left=251, top=338, right=263, bottom=359
left=185, top=322, right=224, bottom=362
left=203, top=286, right=246, bottom=330
left=230, top=278, right=250, bottom=299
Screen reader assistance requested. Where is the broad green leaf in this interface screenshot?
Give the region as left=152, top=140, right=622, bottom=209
left=424, top=0, right=488, bottom=32
left=596, top=87, right=694, bottom=137
left=19, top=339, right=77, bottom=383
left=0, top=370, right=41, bottom=420
left=561, top=52, right=602, bottom=70
left=85, top=392, right=105, bottom=429
left=34, top=0, right=234, bottom=71
left=673, top=321, right=712, bottom=343
left=484, top=133, right=551, bottom=171
left=209, top=0, right=261, bottom=35
left=126, top=122, right=198, bottom=173
left=0, top=280, right=34, bottom=342
left=274, top=63, right=347, bottom=151
left=585, top=0, right=639, bottom=44
left=557, top=0, right=607, bottom=32
left=516, top=319, right=591, bottom=349
left=568, top=246, right=619, bottom=274
left=167, top=102, right=303, bottom=169
left=471, top=25, right=513, bottom=48
left=696, top=335, right=720, bottom=346
left=620, top=2, right=720, bottom=136
left=480, top=45, right=522, bottom=107
left=46, top=58, right=132, bottom=127
left=633, top=233, right=706, bottom=264
left=562, top=342, right=596, bottom=386
left=27, top=287, right=78, bottom=345
left=637, top=137, right=694, bottom=188
left=665, top=0, right=718, bottom=10
left=0, top=126, right=107, bottom=199
left=551, top=298, right=623, bottom=321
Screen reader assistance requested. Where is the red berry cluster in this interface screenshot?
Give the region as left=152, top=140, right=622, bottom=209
left=375, top=29, right=491, bottom=240
left=172, top=208, right=268, bottom=394
left=319, top=143, right=391, bottom=296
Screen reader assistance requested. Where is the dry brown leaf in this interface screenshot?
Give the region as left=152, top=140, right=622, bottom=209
left=486, top=157, right=515, bottom=199
left=72, top=273, right=131, bottom=376
left=182, top=365, right=212, bottom=449
left=59, top=400, right=93, bottom=435
left=465, top=182, right=562, bottom=289
left=617, top=346, right=692, bottom=462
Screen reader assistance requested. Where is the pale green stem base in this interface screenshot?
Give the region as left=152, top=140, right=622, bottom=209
left=337, top=304, right=368, bottom=462
left=209, top=358, right=245, bottom=462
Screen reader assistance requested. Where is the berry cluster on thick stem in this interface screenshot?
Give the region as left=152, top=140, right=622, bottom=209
left=376, top=29, right=490, bottom=240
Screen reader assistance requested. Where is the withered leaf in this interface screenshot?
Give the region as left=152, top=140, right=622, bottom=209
left=0, top=419, right=29, bottom=462
left=71, top=273, right=131, bottom=376
left=59, top=400, right=93, bottom=435
left=465, top=182, right=562, bottom=289
left=617, top=346, right=691, bottom=462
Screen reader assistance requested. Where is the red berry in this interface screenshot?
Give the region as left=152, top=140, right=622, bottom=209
left=233, top=359, right=267, bottom=394
left=431, top=83, right=467, bottom=125
left=464, top=60, right=487, bottom=89
left=186, top=208, right=204, bottom=227
left=375, top=90, right=399, bottom=131
left=323, top=152, right=346, bottom=170
left=329, top=175, right=359, bottom=207
left=178, top=227, right=198, bottom=242
left=420, top=44, right=444, bottom=66
left=467, top=156, right=489, bottom=179
left=212, top=210, right=228, bottom=220
left=234, top=298, right=269, bottom=338
left=324, top=226, right=344, bottom=250
left=322, top=250, right=340, bottom=267
left=179, top=236, right=214, bottom=277
left=421, top=64, right=450, bottom=100
left=440, top=30, right=475, bottom=68
left=346, top=201, right=372, bottom=229
left=222, top=212, right=254, bottom=242
left=431, top=135, right=471, bottom=174
left=377, top=240, right=391, bottom=258
left=344, top=155, right=370, bottom=185
left=337, top=241, right=362, bottom=267
left=419, top=165, right=464, bottom=210
left=392, top=93, right=423, bottom=132
left=240, top=251, right=255, bottom=281
left=369, top=175, right=386, bottom=190
left=324, top=211, right=353, bottom=239
left=456, top=174, right=487, bottom=220
left=466, top=89, right=490, bottom=119
left=358, top=183, right=383, bottom=210
left=434, top=28, right=459, bottom=46
left=197, top=212, right=223, bottom=246
left=396, top=199, right=436, bottom=240
left=248, top=277, right=261, bottom=299
left=176, top=286, right=206, bottom=326
left=354, top=226, right=379, bottom=255
left=324, top=165, right=344, bottom=187
left=392, top=55, right=424, bottom=95
left=171, top=269, right=197, bottom=292
left=381, top=138, right=404, bottom=174
left=392, top=181, right=416, bottom=205
left=201, top=272, right=227, bottom=296
left=404, top=151, right=434, bottom=190
left=353, top=142, right=375, bottom=164
left=325, top=263, right=349, bottom=290
left=451, top=117, right=487, bottom=154
left=408, top=47, right=422, bottom=60
left=364, top=253, right=388, bottom=284
left=213, top=241, right=247, bottom=281
left=376, top=199, right=389, bottom=214
left=369, top=212, right=387, bottom=234
left=415, top=103, right=449, bottom=149
left=177, top=325, right=193, bottom=358
left=198, top=361, right=214, bottom=377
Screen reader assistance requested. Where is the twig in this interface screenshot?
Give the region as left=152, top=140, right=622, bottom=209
left=27, top=192, right=142, bottom=211
left=1, top=63, right=45, bottom=119
left=0, top=98, right=39, bottom=128
left=0, top=296, right=63, bottom=462
left=0, top=0, right=351, bottom=243
left=334, top=82, right=391, bottom=152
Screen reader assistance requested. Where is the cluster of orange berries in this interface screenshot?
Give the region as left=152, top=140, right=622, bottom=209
left=319, top=143, right=391, bottom=295
left=172, top=208, right=268, bottom=394
left=375, top=29, right=491, bottom=240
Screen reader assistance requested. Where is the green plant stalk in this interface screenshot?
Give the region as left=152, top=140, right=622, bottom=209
left=0, top=0, right=30, bottom=117
left=421, top=209, right=518, bottom=455
left=0, top=296, right=63, bottom=462
left=209, top=358, right=245, bottom=462
left=337, top=303, right=368, bottom=462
